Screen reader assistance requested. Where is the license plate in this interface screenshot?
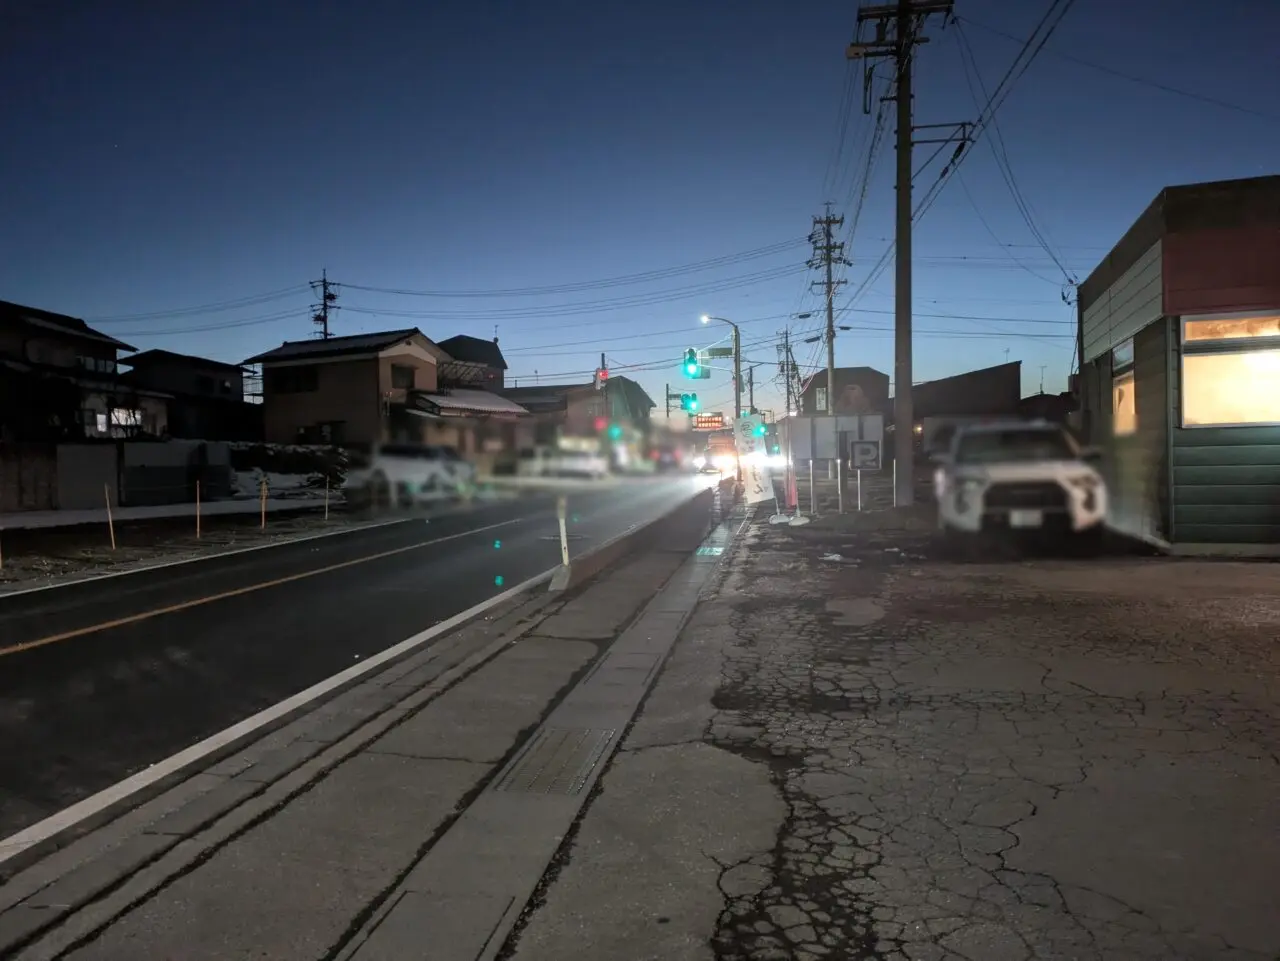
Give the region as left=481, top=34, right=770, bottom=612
left=1009, top=509, right=1043, bottom=528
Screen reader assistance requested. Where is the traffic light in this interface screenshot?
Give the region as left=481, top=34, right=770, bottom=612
left=608, top=423, right=623, bottom=440
left=752, top=422, right=767, bottom=437
left=594, top=367, right=608, bottom=390
left=683, top=348, right=700, bottom=378
left=680, top=392, right=699, bottom=412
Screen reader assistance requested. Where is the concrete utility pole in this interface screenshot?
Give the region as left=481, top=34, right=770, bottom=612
left=311, top=269, right=339, bottom=339
left=810, top=205, right=848, bottom=420
left=848, top=0, right=955, bottom=507
left=810, top=204, right=849, bottom=506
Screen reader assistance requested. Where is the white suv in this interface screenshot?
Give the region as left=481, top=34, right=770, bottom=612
left=933, top=421, right=1106, bottom=541
left=345, top=443, right=475, bottom=507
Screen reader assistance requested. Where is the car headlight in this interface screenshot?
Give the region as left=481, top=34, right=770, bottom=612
left=1068, top=474, right=1101, bottom=511
left=693, top=456, right=706, bottom=468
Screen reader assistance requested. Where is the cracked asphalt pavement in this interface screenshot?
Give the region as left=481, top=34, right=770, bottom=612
left=509, top=520, right=1280, bottom=961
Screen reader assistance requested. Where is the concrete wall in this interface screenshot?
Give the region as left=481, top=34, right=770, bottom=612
left=0, top=444, right=57, bottom=512
left=120, top=440, right=232, bottom=506
left=56, top=444, right=118, bottom=510
left=1081, top=241, right=1163, bottom=363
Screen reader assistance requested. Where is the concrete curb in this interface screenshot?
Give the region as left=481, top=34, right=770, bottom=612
left=549, top=487, right=716, bottom=591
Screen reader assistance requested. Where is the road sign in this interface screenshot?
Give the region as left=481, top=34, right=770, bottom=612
left=692, top=412, right=725, bottom=430
left=786, top=413, right=885, bottom=461
left=850, top=440, right=881, bottom=470
left=704, top=347, right=734, bottom=358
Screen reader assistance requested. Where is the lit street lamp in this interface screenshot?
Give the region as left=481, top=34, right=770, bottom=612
left=700, top=314, right=742, bottom=420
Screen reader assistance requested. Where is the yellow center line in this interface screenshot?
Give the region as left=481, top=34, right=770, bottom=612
left=0, top=518, right=524, bottom=660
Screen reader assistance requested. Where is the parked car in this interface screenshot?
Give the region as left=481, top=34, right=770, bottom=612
left=344, top=443, right=474, bottom=507
left=516, top=447, right=609, bottom=480
left=932, top=420, right=1106, bottom=544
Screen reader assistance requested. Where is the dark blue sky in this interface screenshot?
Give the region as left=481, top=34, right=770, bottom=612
left=2, top=0, right=1277, bottom=417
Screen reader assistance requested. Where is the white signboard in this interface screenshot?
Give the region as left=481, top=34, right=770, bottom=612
left=850, top=440, right=881, bottom=470
left=734, top=414, right=772, bottom=505
left=786, top=414, right=885, bottom=463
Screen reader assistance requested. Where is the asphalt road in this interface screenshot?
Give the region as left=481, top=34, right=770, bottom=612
left=0, top=477, right=707, bottom=841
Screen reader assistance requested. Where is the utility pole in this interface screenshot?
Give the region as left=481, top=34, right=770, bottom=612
left=600, top=352, right=610, bottom=425
left=810, top=204, right=849, bottom=506
left=810, top=204, right=848, bottom=419
left=665, top=383, right=671, bottom=420
left=311, top=269, right=339, bottom=339
left=747, top=364, right=755, bottom=413
left=848, top=0, right=955, bottom=507
left=732, top=327, right=742, bottom=421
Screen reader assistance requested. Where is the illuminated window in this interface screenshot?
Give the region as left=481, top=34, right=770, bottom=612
left=1184, top=314, right=1280, bottom=343
left=1112, top=370, right=1137, bottom=436
left=1182, top=349, right=1280, bottom=426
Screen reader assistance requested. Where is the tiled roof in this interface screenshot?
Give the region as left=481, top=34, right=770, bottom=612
left=0, top=300, right=136, bottom=351
left=125, top=349, right=244, bottom=372
left=243, top=329, right=424, bottom=364
left=409, top=389, right=529, bottom=417
left=438, top=334, right=508, bottom=370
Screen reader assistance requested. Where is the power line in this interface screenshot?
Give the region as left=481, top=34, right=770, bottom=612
left=88, top=286, right=309, bottom=324
left=340, top=238, right=806, bottom=299
left=337, top=264, right=808, bottom=321
left=960, top=15, right=1280, bottom=123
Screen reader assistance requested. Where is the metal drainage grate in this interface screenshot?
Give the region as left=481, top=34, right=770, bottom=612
left=491, top=727, right=615, bottom=796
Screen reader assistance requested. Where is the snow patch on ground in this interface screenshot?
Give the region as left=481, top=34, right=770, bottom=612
left=231, top=468, right=326, bottom=500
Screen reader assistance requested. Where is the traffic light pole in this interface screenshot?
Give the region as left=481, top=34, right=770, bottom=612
left=733, top=325, right=742, bottom=421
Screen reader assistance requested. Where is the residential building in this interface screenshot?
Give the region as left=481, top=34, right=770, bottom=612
left=0, top=299, right=168, bottom=439
left=121, top=349, right=263, bottom=441
left=245, top=329, right=447, bottom=446
left=436, top=335, right=507, bottom=390
left=244, top=328, right=530, bottom=461
left=799, top=367, right=890, bottom=416
left=1077, top=174, right=1280, bottom=553
left=503, top=376, right=655, bottom=442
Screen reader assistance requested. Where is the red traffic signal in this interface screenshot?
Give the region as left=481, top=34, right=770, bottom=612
left=594, top=367, right=609, bottom=389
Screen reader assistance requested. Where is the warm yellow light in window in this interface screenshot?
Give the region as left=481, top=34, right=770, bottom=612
left=1112, top=371, right=1137, bottom=436
left=1183, top=349, right=1280, bottom=426
left=1184, top=314, right=1280, bottom=343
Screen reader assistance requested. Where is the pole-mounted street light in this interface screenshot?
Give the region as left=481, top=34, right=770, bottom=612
left=700, top=314, right=742, bottom=420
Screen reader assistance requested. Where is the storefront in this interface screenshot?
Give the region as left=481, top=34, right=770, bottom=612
left=1078, top=175, right=1280, bottom=554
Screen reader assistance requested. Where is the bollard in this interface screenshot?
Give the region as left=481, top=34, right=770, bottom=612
left=259, top=478, right=267, bottom=530
left=556, top=495, right=570, bottom=567
left=324, top=477, right=330, bottom=522
left=104, top=484, right=117, bottom=551
left=196, top=480, right=202, bottom=539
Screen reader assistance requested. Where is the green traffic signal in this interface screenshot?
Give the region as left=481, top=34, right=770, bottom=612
left=683, top=348, right=699, bottom=378
left=679, top=392, right=699, bottom=412
left=688, top=394, right=699, bottom=412
left=608, top=423, right=623, bottom=439
left=752, top=422, right=767, bottom=437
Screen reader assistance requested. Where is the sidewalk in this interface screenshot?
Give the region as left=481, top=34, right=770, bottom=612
left=508, top=514, right=1280, bottom=961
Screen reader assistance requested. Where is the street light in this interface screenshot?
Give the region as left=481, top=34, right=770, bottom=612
left=699, top=314, right=742, bottom=420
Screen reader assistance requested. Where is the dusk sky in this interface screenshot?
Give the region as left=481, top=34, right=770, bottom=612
left=2, top=0, right=1277, bottom=420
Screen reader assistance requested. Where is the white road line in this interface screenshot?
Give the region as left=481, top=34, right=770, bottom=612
left=0, top=565, right=557, bottom=868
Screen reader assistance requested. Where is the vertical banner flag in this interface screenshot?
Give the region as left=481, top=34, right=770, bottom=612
left=734, top=414, right=772, bottom=505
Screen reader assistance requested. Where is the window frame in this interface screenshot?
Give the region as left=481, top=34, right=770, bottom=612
left=1179, top=310, right=1280, bottom=429
left=390, top=364, right=416, bottom=390
left=1110, top=338, right=1137, bottom=437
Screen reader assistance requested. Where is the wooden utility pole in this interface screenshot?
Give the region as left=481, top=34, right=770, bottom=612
left=848, top=0, right=955, bottom=507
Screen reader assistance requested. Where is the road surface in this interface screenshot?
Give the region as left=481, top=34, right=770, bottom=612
left=0, top=477, right=704, bottom=841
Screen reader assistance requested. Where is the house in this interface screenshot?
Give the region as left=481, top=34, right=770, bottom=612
left=245, top=329, right=448, bottom=446
left=244, top=328, right=530, bottom=461
left=503, top=376, right=655, bottom=471
left=0, top=299, right=169, bottom=440
left=799, top=367, right=890, bottom=416
left=121, top=349, right=263, bottom=441
left=1077, top=174, right=1280, bottom=554
left=436, top=335, right=507, bottom=390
